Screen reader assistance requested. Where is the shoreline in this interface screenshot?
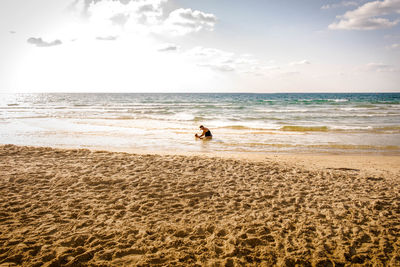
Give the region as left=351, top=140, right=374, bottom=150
left=92, top=146, right=400, bottom=177
left=1, top=144, right=399, bottom=265
left=2, top=143, right=399, bottom=175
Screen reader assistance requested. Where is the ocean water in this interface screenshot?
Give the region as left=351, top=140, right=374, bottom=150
left=1, top=93, right=399, bottom=154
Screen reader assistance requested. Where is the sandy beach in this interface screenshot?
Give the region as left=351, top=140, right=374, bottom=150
left=1, top=144, right=399, bottom=266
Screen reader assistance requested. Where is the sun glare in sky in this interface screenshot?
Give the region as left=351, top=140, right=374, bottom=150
left=1, top=0, right=400, bottom=92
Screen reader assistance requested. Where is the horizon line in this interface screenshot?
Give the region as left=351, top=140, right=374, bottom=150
left=1, top=91, right=400, bottom=94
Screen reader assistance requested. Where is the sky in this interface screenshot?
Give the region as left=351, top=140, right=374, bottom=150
left=0, top=0, right=399, bottom=93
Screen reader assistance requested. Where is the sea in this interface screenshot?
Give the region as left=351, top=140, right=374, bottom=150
left=1, top=93, right=399, bottom=154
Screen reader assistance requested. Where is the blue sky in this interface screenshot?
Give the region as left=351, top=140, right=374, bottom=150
left=0, top=0, right=399, bottom=92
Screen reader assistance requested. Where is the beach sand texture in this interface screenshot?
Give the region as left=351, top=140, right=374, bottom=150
left=0, top=145, right=399, bottom=266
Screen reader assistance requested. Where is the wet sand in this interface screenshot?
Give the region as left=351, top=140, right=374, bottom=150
left=0, top=144, right=399, bottom=266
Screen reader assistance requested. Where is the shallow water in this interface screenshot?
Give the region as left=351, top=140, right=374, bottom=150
left=1, top=93, right=399, bottom=153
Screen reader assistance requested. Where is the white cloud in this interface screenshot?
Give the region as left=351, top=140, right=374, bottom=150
left=110, top=13, right=130, bottom=26
left=157, top=43, right=179, bottom=52
left=161, top=8, right=217, bottom=35
left=186, top=46, right=235, bottom=71
left=184, top=46, right=275, bottom=75
left=96, top=35, right=118, bottom=40
left=186, top=46, right=233, bottom=58
left=386, top=43, right=400, bottom=49
left=69, top=0, right=163, bottom=19
left=321, top=1, right=360, bottom=10
left=289, top=60, right=311, bottom=66
left=329, top=0, right=400, bottom=30
left=184, top=46, right=298, bottom=77
left=363, top=62, right=397, bottom=72
left=198, top=63, right=235, bottom=72
left=68, top=0, right=216, bottom=37
left=27, top=37, right=62, bottom=47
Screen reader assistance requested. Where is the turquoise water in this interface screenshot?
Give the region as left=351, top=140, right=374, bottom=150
left=1, top=93, right=399, bottom=153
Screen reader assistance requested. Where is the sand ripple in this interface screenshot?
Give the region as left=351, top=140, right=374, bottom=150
left=0, top=145, right=399, bottom=266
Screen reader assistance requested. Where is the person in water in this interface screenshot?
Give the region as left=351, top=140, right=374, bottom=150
left=195, top=125, right=212, bottom=139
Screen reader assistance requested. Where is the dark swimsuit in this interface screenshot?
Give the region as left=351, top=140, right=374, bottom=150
left=205, top=130, right=212, bottom=137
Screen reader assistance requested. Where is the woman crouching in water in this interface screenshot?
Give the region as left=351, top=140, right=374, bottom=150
left=195, top=125, right=212, bottom=139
